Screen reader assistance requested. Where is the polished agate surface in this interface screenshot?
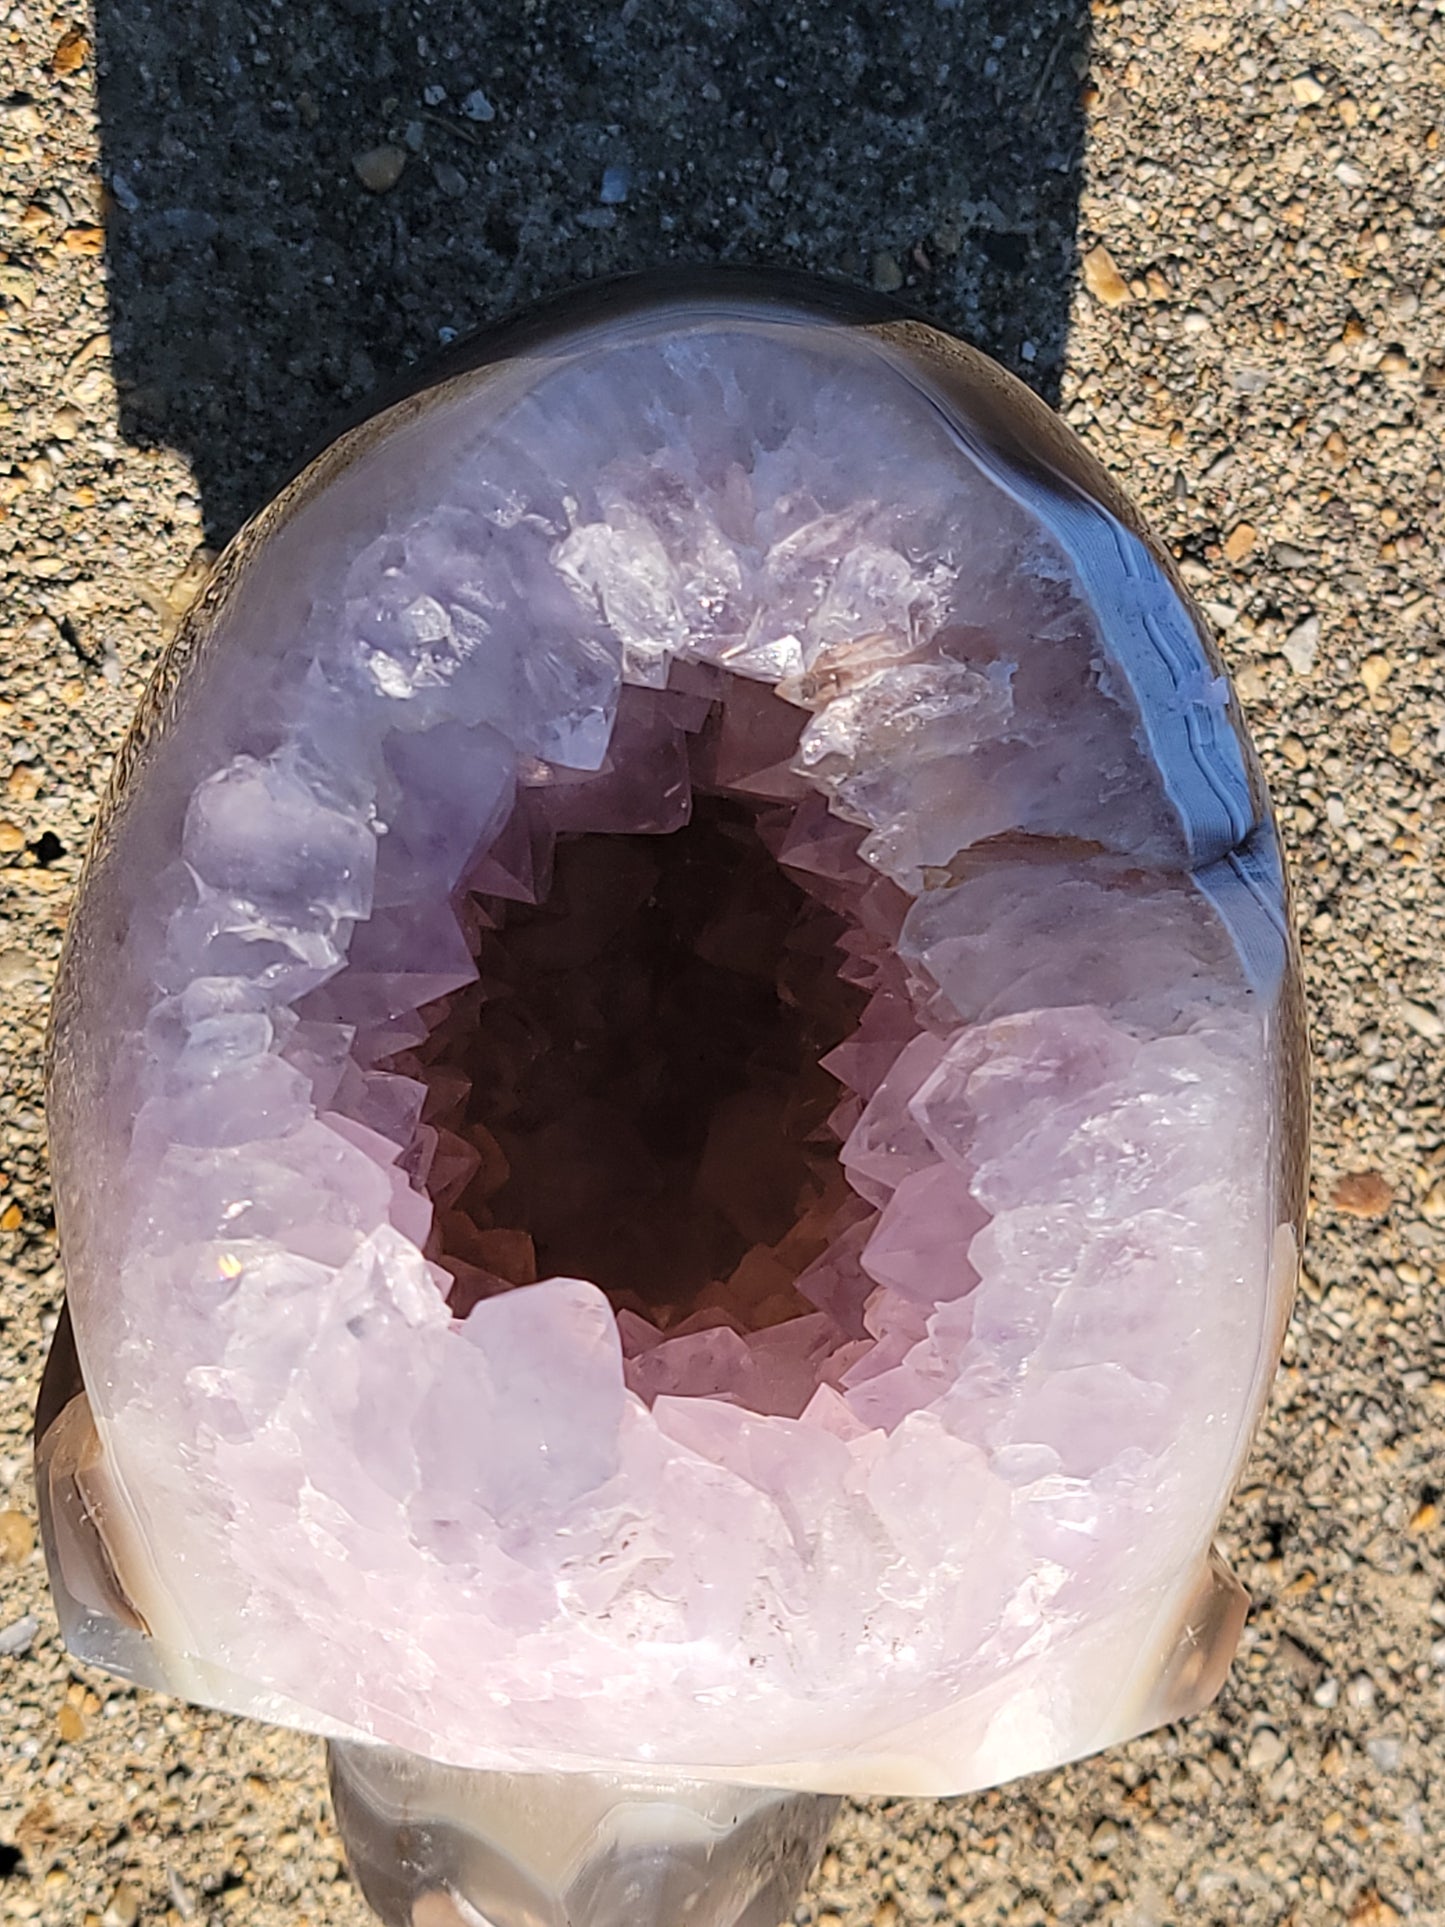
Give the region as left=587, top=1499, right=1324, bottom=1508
left=41, top=277, right=1305, bottom=1796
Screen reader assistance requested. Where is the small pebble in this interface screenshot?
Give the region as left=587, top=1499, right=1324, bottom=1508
left=101, top=1882, right=141, bottom=1927
left=1350, top=1898, right=1401, bottom=1927
left=1360, top=653, right=1391, bottom=695
left=51, top=27, right=88, bottom=73
left=1223, top=521, right=1257, bottom=562
left=1081, top=244, right=1131, bottom=306
left=1282, top=614, right=1320, bottom=676
left=1289, top=73, right=1326, bottom=105
left=0, top=1508, right=35, bottom=1563
left=351, top=145, right=407, bottom=194
left=432, top=161, right=468, bottom=199
left=0, top=1614, right=39, bottom=1657
left=166, top=1869, right=197, bottom=1921
left=1330, top=1171, right=1392, bottom=1218
left=461, top=88, right=496, bottom=122
left=1247, top=1726, right=1287, bottom=1772
left=58, top=1699, right=89, bottom=1742
left=0, top=943, right=35, bottom=980
left=871, top=251, right=903, bottom=293
left=1346, top=1671, right=1379, bottom=1710
left=1229, top=362, right=1271, bottom=395
left=0, top=265, right=38, bottom=307
left=1278, top=1635, right=1324, bottom=1690
left=599, top=165, right=631, bottom=205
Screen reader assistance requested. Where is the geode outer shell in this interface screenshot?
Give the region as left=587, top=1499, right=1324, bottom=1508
left=39, top=272, right=1306, bottom=1796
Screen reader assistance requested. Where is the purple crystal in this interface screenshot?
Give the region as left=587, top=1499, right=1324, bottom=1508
left=39, top=276, right=1305, bottom=1816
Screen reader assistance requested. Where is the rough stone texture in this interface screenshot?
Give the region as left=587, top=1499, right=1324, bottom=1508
left=0, top=0, right=1442, bottom=1923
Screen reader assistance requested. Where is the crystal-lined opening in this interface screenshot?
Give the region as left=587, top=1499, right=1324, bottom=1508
left=431, top=789, right=867, bottom=1340
left=347, top=665, right=889, bottom=1419
left=45, top=290, right=1301, bottom=1789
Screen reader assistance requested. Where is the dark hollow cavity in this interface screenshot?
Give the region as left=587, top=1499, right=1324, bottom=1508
left=419, top=795, right=868, bottom=1335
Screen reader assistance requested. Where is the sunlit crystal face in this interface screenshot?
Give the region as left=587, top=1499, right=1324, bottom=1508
left=41, top=277, right=1305, bottom=1796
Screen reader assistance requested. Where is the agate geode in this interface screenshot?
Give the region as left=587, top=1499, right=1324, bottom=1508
left=39, top=274, right=1305, bottom=1800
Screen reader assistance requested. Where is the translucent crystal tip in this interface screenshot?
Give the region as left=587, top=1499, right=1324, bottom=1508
left=329, top=1741, right=840, bottom=1927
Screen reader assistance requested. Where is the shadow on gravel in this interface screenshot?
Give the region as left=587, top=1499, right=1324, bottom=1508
left=93, top=0, right=1091, bottom=545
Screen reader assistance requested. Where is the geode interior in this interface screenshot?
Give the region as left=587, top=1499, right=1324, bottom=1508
left=42, top=281, right=1305, bottom=1796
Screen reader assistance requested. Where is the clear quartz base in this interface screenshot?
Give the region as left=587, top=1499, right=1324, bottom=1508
left=328, top=1740, right=840, bottom=1927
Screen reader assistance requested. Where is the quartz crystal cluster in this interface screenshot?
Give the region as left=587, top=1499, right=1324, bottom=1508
left=42, top=279, right=1304, bottom=1799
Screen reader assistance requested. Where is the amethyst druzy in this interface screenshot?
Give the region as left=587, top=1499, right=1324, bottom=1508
left=40, top=274, right=1305, bottom=1800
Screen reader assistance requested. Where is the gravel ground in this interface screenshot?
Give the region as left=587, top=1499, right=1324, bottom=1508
left=2, top=0, right=1444, bottom=1922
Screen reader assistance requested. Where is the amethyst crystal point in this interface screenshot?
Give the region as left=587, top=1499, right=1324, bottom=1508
left=39, top=271, right=1305, bottom=1911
